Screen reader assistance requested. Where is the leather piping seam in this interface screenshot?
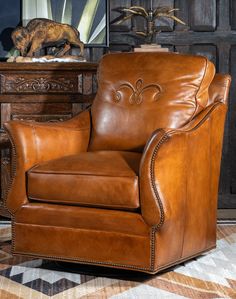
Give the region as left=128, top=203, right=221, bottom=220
left=3, top=125, right=18, bottom=216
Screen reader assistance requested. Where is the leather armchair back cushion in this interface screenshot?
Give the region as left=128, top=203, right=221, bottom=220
left=89, top=52, right=215, bottom=152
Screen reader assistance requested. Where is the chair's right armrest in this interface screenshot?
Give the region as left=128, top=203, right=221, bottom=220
left=4, top=110, right=91, bottom=215
left=208, top=73, right=231, bottom=105
left=139, top=102, right=227, bottom=228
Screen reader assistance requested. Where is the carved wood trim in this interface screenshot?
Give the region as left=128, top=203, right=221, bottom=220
left=1, top=74, right=79, bottom=94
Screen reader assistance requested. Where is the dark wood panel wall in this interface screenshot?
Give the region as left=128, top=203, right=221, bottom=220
left=107, top=0, right=236, bottom=208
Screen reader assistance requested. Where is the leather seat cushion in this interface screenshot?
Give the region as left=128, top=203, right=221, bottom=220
left=27, top=151, right=141, bottom=211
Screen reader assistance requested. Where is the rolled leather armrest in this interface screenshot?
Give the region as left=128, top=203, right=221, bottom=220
left=4, top=110, right=91, bottom=215
left=208, top=73, right=231, bottom=105
left=140, top=102, right=227, bottom=227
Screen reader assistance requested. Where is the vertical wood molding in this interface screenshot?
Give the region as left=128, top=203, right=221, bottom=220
left=217, top=0, right=230, bottom=30
left=218, top=43, right=230, bottom=74
left=174, top=0, right=190, bottom=31
left=1, top=104, right=11, bottom=127
left=190, top=0, right=216, bottom=31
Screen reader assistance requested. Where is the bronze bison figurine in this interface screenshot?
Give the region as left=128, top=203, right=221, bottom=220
left=11, top=18, right=84, bottom=57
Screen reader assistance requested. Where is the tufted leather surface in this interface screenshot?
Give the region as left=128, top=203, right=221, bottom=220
left=27, top=151, right=141, bottom=211
left=89, top=52, right=215, bottom=152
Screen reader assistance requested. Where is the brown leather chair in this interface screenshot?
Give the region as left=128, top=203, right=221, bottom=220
left=4, top=52, right=231, bottom=274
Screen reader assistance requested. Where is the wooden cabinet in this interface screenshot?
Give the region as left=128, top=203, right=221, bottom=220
left=0, top=62, right=98, bottom=217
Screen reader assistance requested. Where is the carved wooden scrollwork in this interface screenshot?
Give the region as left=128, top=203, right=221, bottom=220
left=2, top=75, right=78, bottom=94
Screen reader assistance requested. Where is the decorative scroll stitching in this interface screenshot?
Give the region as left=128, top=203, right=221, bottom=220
left=115, top=79, right=162, bottom=104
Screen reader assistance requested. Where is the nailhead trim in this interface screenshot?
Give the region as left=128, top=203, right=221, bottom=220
left=11, top=217, right=16, bottom=253
left=150, top=132, right=170, bottom=228
left=150, top=227, right=156, bottom=271
left=149, top=131, right=170, bottom=270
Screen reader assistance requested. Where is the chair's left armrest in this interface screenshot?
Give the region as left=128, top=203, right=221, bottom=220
left=4, top=110, right=90, bottom=215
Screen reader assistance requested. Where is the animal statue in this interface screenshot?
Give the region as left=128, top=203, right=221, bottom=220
left=11, top=18, right=84, bottom=57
